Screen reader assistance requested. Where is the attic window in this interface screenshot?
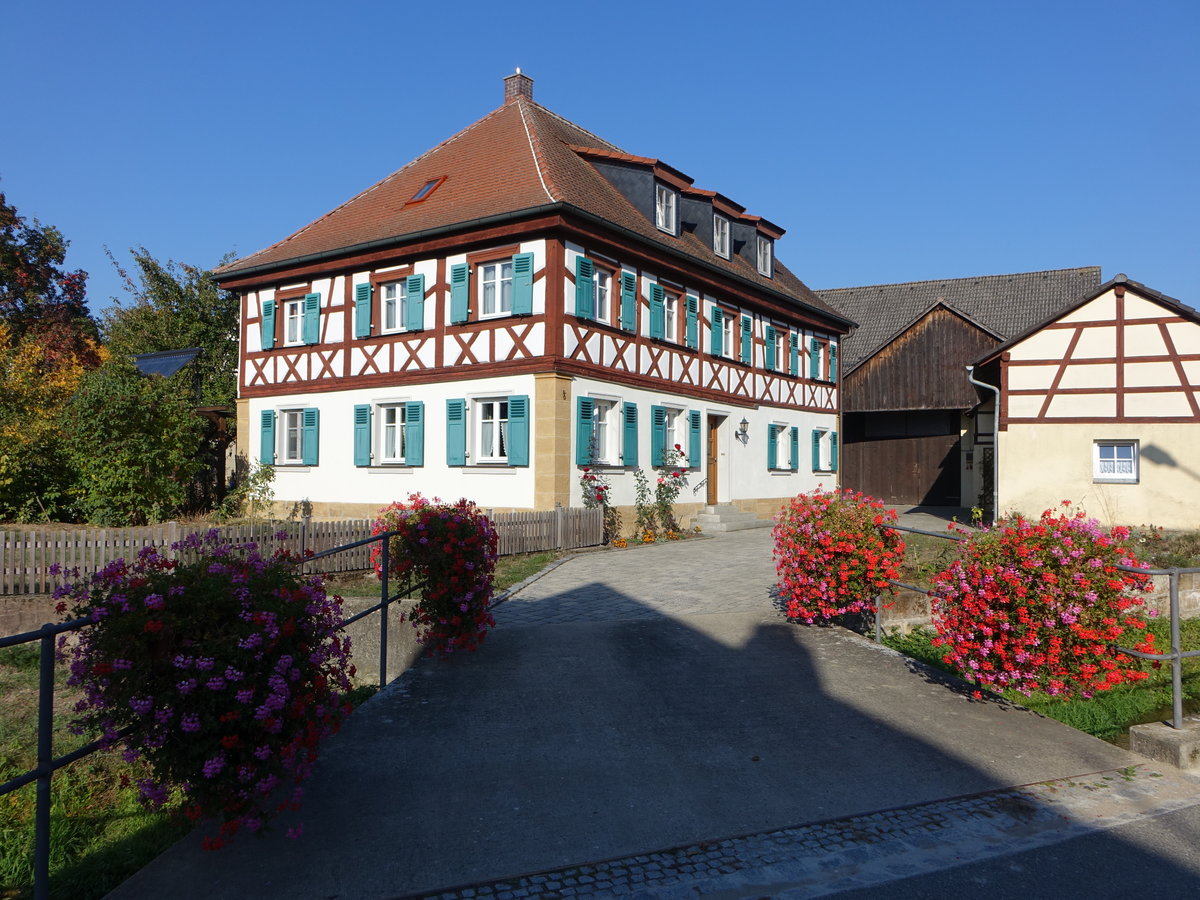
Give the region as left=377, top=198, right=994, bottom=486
left=406, top=177, right=446, bottom=205
left=756, top=236, right=773, bottom=277
left=655, top=184, right=677, bottom=234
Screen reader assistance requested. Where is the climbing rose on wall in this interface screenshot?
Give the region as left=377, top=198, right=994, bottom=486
left=773, top=488, right=905, bottom=623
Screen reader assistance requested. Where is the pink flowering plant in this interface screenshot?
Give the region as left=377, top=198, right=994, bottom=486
left=930, top=504, right=1157, bottom=699
left=56, top=531, right=354, bottom=851
left=371, top=494, right=499, bottom=657
left=774, top=489, right=905, bottom=623
left=579, top=466, right=621, bottom=544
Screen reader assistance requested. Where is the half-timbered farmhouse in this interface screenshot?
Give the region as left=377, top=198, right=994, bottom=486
left=971, top=274, right=1200, bottom=530
left=216, top=72, right=852, bottom=523
left=817, top=268, right=1101, bottom=511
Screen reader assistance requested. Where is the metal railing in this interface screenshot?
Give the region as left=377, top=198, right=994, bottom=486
left=880, top=523, right=1199, bottom=729
left=0, top=529, right=419, bottom=900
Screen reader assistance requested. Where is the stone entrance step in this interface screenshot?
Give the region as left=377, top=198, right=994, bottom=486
left=692, top=504, right=773, bottom=533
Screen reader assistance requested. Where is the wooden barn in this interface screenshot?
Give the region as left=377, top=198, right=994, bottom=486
left=817, top=267, right=1101, bottom=508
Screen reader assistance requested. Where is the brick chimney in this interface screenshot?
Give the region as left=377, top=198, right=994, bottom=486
left=504, top=68, right=534, bottom=103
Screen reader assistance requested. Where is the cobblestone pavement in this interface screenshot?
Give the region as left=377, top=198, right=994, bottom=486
left=416, top=765, right=1200, bottom=899
left=493, top=529, right=780, bottom=627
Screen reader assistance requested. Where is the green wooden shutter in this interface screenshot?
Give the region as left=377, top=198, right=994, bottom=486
left=789, top=332, right=799, bottom=376
left=261, top=299, right=276, bottom=350
left=302, top=293, right=320, bottom=345
left=508, top=395, right=530, bottom=466
left=811, top=429, right=822, bottom=471
left=790, top=426, right=800, bottom=472
left=740, top=315, right=752, bottom=364
left=354, top=283, right=372, bottom=339
left=620, top=272, right=637, bottom=332
left=575, top=257, right=595, bottom=319
left=622, top=402, right=638, bottom=466
left=576, top=397, right=595, bottom=466
left=649, top=283, right=665, bottom=339
left=767, top=424, right=778, bottom=470
left=353, top=405, right=371, bottom=467
left=830, top=343, right=839, bottom=381
left=405, top=274, right=425, bottom=331
left=405, top=401, right=425, bottom=466
left=651, top=405, right=666, bottom=466
left=450, top=263, right=470, bottom=324
left=512, top=253, right=534, bottom=315
left=831, top=432, right=839, bottom=472
left=765, top=325, right=777, bottom=371
left=302, top=408, right=320, bottom=465
left=446, top=399, right=466, bottom=466
left=710, top=307, right=723, bottom=356
left=259, top=410, right=276, bottom=464
left=688, top=410, right=701, bottom=469
left=809, top=338, right=820, bottom=379
left=685, top=295, right=699, bottom=349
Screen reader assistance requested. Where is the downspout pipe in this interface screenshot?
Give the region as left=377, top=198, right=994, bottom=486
left=965, top=365, right=999, bottom=523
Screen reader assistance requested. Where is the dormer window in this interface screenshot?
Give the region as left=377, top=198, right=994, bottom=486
left=655, top=184, right=677, bottom=234
left=756, top=236, right=773, bottom=277
left=713, top=215, right=730, bottom=258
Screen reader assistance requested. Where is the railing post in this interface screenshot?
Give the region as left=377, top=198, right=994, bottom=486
left=874, top=595, right=882, bottom=644
left=1171, top=570, right=1183, bottom=730
left=379, top=537, right=389, bottom=689
left=34, top=625, right=55, bottom=900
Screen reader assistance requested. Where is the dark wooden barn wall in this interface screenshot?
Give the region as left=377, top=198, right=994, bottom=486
left=845, top=306, right=999, bottom=412
left=841, top=410, right=962, bottom=506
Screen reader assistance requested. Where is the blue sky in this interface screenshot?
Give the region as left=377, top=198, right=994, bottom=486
left=6, top=1, right=1198, bottom=316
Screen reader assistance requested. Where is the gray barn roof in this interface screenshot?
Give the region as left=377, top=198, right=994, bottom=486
left=816, top=267, right=1102, bottom=372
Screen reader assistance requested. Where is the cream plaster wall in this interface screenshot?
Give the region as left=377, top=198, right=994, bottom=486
left=997, top=423, right=1200, bottom=530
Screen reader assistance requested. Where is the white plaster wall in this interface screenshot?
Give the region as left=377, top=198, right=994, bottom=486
left=249, top=373, right=539, bottom=511
left=998, top=422, right=1200, bottom=530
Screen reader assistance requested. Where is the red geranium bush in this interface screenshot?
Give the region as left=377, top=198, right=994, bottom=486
left=57, top=531, right=354, bottom=850
left=930, top=505, right=1157, bottom=699
left=371, top=494, right=499, bottom=657
left=774, top=489, right=905, bottom=623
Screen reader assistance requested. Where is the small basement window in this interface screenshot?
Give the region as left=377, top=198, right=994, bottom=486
left=1094, top=440, right=1138, bottom=484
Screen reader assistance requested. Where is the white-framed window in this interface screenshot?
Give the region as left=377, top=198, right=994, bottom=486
left=722, top=312, right=734, bottom=359
left=773, top=423, right=790, bottom=470
left=380, top=404, right=407, bottom=463
left=480, top=260, right=514, bottom=318
left=664, top=407, right=682, bottom=456
left=774, top=329, right=786, bottom=370
left=283, top=299, right=304, bottom=345
left=757, top=236, right=773, bottom=277
left=591, top=398, right=618, bottom=465
left=811, top=428, right=836, bottom=473
left=664, top=290, right=678, bottom=343
left=713, top=215, right=730, bottom=258
left=1094, top=440, right=1138, bottom=483
left=281, top=409, right=305, bottom=463
left=655, top=184, right=677, bottom=233
left=594, top=269, right=611, bottom=324
left=381, top=280, right=407, bottom=333
left=477, top=398, right=510, bottom=462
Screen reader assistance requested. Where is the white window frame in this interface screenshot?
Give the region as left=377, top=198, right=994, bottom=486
left=664, top=290, right=678, bottom=343
left=480, top=260, right=514, bottom=319
left=655, top=184, right=677, bottom=234
left=590, top=398, right=618, bottom=465
left=380, top=280, right=407, bottom=334
left=281, top=408, right=305, bottom=464
left=283, top=299, right=304, bottom=346
left=814, top=428, right=833, bottom=472
left=379, top=403, right=407, bottom=464
left=594, top=268, right=611, bottom=324
left=1093, top=440, right=1138, bottom=484
left=476, top=398, right=510, bottom=463
left=773, top=423, right=791, bottom=470
left=774, top=329, right=786, bottom=371
left=663, top=407, right=683, bottom=458
left=757, top=236, right=773, bottom=277
left=722, top=313, right=734, bottom=359
left=713, top=214, right=730, bottom=258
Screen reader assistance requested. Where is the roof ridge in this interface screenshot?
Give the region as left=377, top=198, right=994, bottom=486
left=224, top=104, right=516, bottom=271
left=816, top=265, right=1102, bottom=294
left=517, top=97, right=558, bottom=202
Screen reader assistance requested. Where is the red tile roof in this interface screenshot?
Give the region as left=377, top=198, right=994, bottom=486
left=217, top=92, right=843, bottom=323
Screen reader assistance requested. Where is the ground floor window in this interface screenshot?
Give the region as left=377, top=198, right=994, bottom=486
left=1094, top=440, right=1138, bottom=483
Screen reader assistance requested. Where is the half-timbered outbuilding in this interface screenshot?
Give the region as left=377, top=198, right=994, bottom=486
left=817, top=268, right=1102, bottom=510
left=971, top=275, right=1200, bottom=529
left=216, top=72, right=852, bottom=523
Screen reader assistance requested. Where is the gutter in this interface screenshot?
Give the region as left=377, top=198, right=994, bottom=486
left=965, top=365, right=999, bottom=523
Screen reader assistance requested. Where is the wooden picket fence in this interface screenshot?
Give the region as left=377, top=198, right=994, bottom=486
left=1, top=508, right=602, bottom=596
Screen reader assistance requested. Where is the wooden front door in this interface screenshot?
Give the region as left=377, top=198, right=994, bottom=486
left=706, top=416, right=720, bottom=506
